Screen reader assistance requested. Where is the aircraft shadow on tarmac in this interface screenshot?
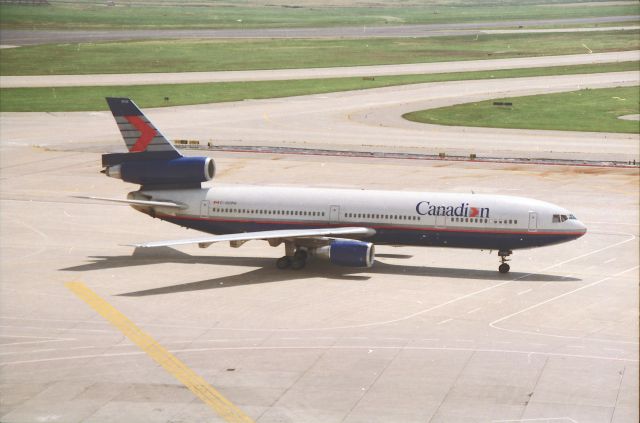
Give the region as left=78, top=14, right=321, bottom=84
left=60, top=247, right=580, bottom=297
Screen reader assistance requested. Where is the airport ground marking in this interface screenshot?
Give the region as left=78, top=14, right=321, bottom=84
left=64, top=281, right=255, bottom=423
left=489, top=264, right=639, bottom=338
left=493, top=417, right=578, bottom=423
left=2, top=343, right=637, bottom=366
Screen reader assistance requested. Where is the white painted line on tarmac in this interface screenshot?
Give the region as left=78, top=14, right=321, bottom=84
left=493, top=417, right=578, bottom=423
left=466, top=307, right=482, bottom=314
left=5, top=344, right=635, bottom=367
left=490, top=263, right=639, bottom=343
left=517, top=289, right=532, bottom=296
left=437, top=318, right=453, bottom=325
left=0, top=324, right=112, bottom=334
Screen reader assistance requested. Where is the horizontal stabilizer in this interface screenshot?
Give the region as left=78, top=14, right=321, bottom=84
left=73, top=195, right=187, bottom=209
left=127, top=227, right=376, bottom=248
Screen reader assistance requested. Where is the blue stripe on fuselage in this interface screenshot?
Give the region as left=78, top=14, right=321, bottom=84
left=157, top=214, right=582, bottom=250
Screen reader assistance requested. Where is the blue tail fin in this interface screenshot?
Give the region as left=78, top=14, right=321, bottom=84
left=103, top=97, right=181, bottom=166
left=106, top=97, right=181, bottom=154
left=101, top=98, right=214, bottom=189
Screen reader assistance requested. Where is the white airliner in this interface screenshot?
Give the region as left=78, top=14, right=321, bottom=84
left=81, top=98, right=587, bottom=273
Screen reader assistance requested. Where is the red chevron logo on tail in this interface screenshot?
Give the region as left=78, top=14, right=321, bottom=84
left=125, top=115, right=157, bottom=152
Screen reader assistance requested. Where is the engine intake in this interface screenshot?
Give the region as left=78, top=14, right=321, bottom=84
left=315, top=239, right=375, bottom=268
left=105, top=156, right=215, bottom=186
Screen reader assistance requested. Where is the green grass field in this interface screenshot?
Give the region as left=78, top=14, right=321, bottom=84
left=404, top=86, right=640, bottom=133
left=1, top=30, right=638, bottom=76
left=1, top=61, right=636, bottom=112
left=0, top=1, right=637, bottom=30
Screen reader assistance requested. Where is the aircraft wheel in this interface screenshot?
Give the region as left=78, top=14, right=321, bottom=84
left=291, top=258, right=306, bottom=270
left=499, top=263, right=510, bottom=274
left=276, top=256, right=291, bottom=270
left=294, top=249, right=308, bottom=261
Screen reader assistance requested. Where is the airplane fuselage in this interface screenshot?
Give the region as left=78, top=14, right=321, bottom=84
left=138, top=185, right=587, bottom=251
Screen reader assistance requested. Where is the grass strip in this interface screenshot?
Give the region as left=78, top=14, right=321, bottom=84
left=404, top=86, right=639, bottom=134
left=1, top=61, right=637, bottom=112
left=1, top=31, right=638, bottom=75
left=1, top=2, right=637, bottom=30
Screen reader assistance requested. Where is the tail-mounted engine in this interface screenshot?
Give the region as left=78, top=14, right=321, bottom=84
left=102, top=152, right=215, bottom=188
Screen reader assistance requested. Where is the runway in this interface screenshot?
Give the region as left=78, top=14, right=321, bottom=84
left=0, top=146, right=638, bottom=422
left=1, top=16, right=638, bottom=46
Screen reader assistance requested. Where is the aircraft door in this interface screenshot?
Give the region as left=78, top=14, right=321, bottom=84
left=435, top=214, right=446, bottom=228
left=329, top=205, right=340, bottom=224
left=528, top=211, right=538, bottom=232
left=200, top=200, right=209, bottom=217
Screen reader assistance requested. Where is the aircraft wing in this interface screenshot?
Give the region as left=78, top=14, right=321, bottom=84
left=73, top=195, right=187, bottom=209
left=127, top=227, right=376, bottom=248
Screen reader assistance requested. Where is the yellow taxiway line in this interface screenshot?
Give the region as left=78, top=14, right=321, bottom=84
left=65, top=281, right=254, bottom=423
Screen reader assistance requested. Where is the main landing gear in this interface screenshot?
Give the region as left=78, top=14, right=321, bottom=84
left=498, top=250, right=512, bottom=274
left=276, top=246, right=308, bottom=270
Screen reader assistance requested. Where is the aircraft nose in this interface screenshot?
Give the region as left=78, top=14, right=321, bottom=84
left=575, top=220, right=587, bottom=236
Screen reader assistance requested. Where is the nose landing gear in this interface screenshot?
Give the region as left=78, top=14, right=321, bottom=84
left=498, top=250, right=512, bottom=273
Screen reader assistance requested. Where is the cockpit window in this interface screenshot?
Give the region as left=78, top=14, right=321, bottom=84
left=552, top=214, right=569, bottom=223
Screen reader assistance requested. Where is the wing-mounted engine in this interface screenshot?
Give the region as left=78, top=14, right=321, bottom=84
left=314, top=239, right=375, bottom=268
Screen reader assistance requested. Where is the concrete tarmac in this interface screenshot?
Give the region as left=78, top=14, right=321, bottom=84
left=0, top=144, right=638, bottom=422
left=2, top=71, right=638, bottom=162
left=1, top=52, right=639, bottom=421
